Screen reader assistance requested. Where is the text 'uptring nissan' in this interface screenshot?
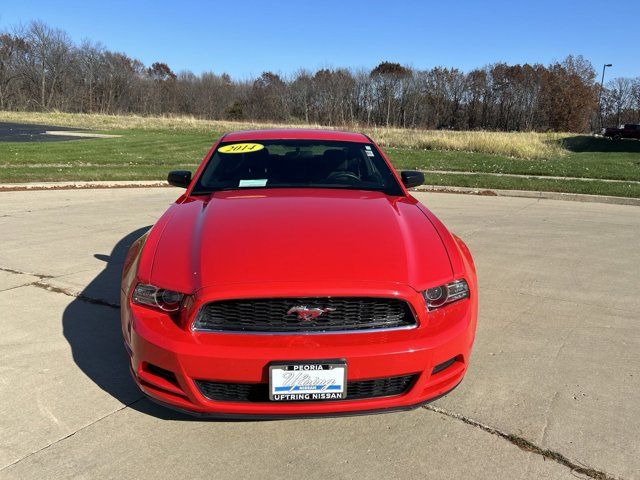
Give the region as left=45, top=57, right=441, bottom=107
left=121, top=129, right=478, bottom=417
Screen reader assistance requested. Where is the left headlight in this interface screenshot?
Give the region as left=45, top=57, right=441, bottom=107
left=423, top=279, right=469, bottom=310
left=132, top=283, right=185, bottom=312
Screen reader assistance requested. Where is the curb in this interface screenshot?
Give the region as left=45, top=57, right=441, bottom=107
left=0, top=180, right=170, bottom=191
left=415, top=185, right=640, bottom=206
left=1, top=180, right=638, bottom=206
left=419, top=169, right=640, bottom=185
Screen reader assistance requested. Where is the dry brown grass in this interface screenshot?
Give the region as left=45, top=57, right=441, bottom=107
left=369, top=126, right=570, bottom=160
left=0, top=110, right=303, bottom=132
left=0, top=111, right=572, bottom=160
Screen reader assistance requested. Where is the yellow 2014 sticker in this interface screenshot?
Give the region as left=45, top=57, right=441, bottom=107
left=218, top=143, right=264, bottom=154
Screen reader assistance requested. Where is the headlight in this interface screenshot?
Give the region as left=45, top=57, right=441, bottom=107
left=132, top=283, right=185, bottom=312
left=423, top=279, right=469, bottom=310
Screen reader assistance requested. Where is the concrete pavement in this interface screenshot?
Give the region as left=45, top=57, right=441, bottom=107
left=1, top=188, right=638, bottom=479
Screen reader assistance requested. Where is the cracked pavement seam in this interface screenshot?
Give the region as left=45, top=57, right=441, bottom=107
left=422, top=404, right=621, bottom=480
left=1, top=266, right=119, bottom=308
left=0, top=398, right=145, bottom=473
left=31, top=281, right=120, bottom=309
left=0, top=266, right=54, bottom=279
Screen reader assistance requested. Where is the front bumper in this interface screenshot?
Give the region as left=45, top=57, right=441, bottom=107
left=122, top=284, right=477, bottom=417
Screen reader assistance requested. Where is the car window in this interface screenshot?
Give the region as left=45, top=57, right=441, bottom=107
left=192, top=140, right=403, bottom=195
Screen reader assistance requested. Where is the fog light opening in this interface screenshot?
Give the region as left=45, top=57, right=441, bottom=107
left=143, top=362, right=179, bottom=387
left=432, top=356, right=461, bottom=375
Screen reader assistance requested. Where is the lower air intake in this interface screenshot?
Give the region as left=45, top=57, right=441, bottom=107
left=195, top=374, right=417, bottom=402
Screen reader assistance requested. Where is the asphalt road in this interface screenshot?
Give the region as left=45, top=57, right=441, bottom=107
left=0, top=122, right=87, bottom=142
left=1, top=188, right=638, bottom=479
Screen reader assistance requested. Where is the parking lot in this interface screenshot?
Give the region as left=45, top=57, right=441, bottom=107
left=0, top=122, right=89, bottom=142
left=1, top=188, right=638, bottom=479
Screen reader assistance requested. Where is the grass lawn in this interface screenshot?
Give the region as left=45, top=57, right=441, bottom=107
left=423, top=172, right=640, bottom=198
left=386, top=140, right=640, bottom=181
left=0, top=112, right=639, bottom=197
left=0, top=130, right=213, bottom=182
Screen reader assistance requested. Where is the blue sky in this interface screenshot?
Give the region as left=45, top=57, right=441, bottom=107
left=1, top=0, right=638, bottom=79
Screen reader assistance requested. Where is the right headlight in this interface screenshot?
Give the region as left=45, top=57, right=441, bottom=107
left=423, top=279, right=469, bottom=311
left=132, top=283, right=185, bottom=312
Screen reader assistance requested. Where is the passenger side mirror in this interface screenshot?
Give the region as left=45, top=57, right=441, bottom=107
left=167, top=170, right=192, bottom=188
left=400, top=171, right=425, bottom=189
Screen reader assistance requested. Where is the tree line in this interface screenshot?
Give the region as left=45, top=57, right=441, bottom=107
left=1, top=21, right=639, bottom=132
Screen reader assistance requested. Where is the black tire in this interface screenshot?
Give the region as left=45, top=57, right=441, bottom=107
left=613, top=134, right=622, bottom=141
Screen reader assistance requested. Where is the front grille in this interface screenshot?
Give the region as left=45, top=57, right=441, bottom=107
left=195, top=374, right=417, bottom=403
left=193, top=297, right=416, bottom=333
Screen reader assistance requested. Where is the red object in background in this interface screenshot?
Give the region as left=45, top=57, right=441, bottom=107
left=601, top=123, right=640, bottom=140
left=121, top=129, right=478, bottom=417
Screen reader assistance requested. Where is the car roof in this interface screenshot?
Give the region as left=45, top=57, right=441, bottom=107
left=222, top=129, right=370, bottom=143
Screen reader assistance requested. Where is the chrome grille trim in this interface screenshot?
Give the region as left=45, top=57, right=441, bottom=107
left=192, top=297, right=418, bottom=334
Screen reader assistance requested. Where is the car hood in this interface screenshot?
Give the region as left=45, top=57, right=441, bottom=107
left=149, top=189, right=453, bottom=292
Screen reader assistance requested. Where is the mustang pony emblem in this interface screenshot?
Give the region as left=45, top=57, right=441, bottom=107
left=287, top=306, right=336, bottom=321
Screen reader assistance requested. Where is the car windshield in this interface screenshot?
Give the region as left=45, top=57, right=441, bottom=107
left=192, top=140, right=403, bottom=196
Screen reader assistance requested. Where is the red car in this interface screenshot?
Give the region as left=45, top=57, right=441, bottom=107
left=121, top=129, right=478, bottom=417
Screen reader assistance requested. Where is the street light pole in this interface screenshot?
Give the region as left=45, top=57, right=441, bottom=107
left=598, top=63, right=612, bottom=131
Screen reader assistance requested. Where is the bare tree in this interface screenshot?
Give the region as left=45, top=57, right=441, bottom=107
left=18, top=21, right=74, bottom=110
left=76, top=40, right=105, bottom=112
left=2, top=21, right=639, bottom=132
left=0, top=33, right=29, bottom=109
left=604, top=77, right=635, bottom=126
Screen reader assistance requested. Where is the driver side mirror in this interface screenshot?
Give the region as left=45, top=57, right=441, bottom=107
left=167, top=170, right=192, bottom=188
left=400, top=170, right=425, bottom=189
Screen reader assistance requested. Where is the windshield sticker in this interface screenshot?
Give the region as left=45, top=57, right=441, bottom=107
left=366, top=150, right=374, bottom=157
left=239, top=179, right=268, bottom=187
left=219, top=143, right=265, bottom=154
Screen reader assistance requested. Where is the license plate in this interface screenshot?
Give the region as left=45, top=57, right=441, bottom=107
left=269, top=360, right=347, bottom=401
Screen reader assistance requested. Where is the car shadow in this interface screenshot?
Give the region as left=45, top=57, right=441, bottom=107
left=61, top=226, right=202, bottom=421
left=562, top=135, right=640, bottom=154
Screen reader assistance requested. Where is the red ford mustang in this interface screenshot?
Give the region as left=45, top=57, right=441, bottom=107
left=121, top=129, right=478, bottom=417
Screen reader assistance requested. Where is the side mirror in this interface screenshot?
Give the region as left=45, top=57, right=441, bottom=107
left=400, top=170, right=425, bottom=189
left=167, top=170, right=192, bottom=188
